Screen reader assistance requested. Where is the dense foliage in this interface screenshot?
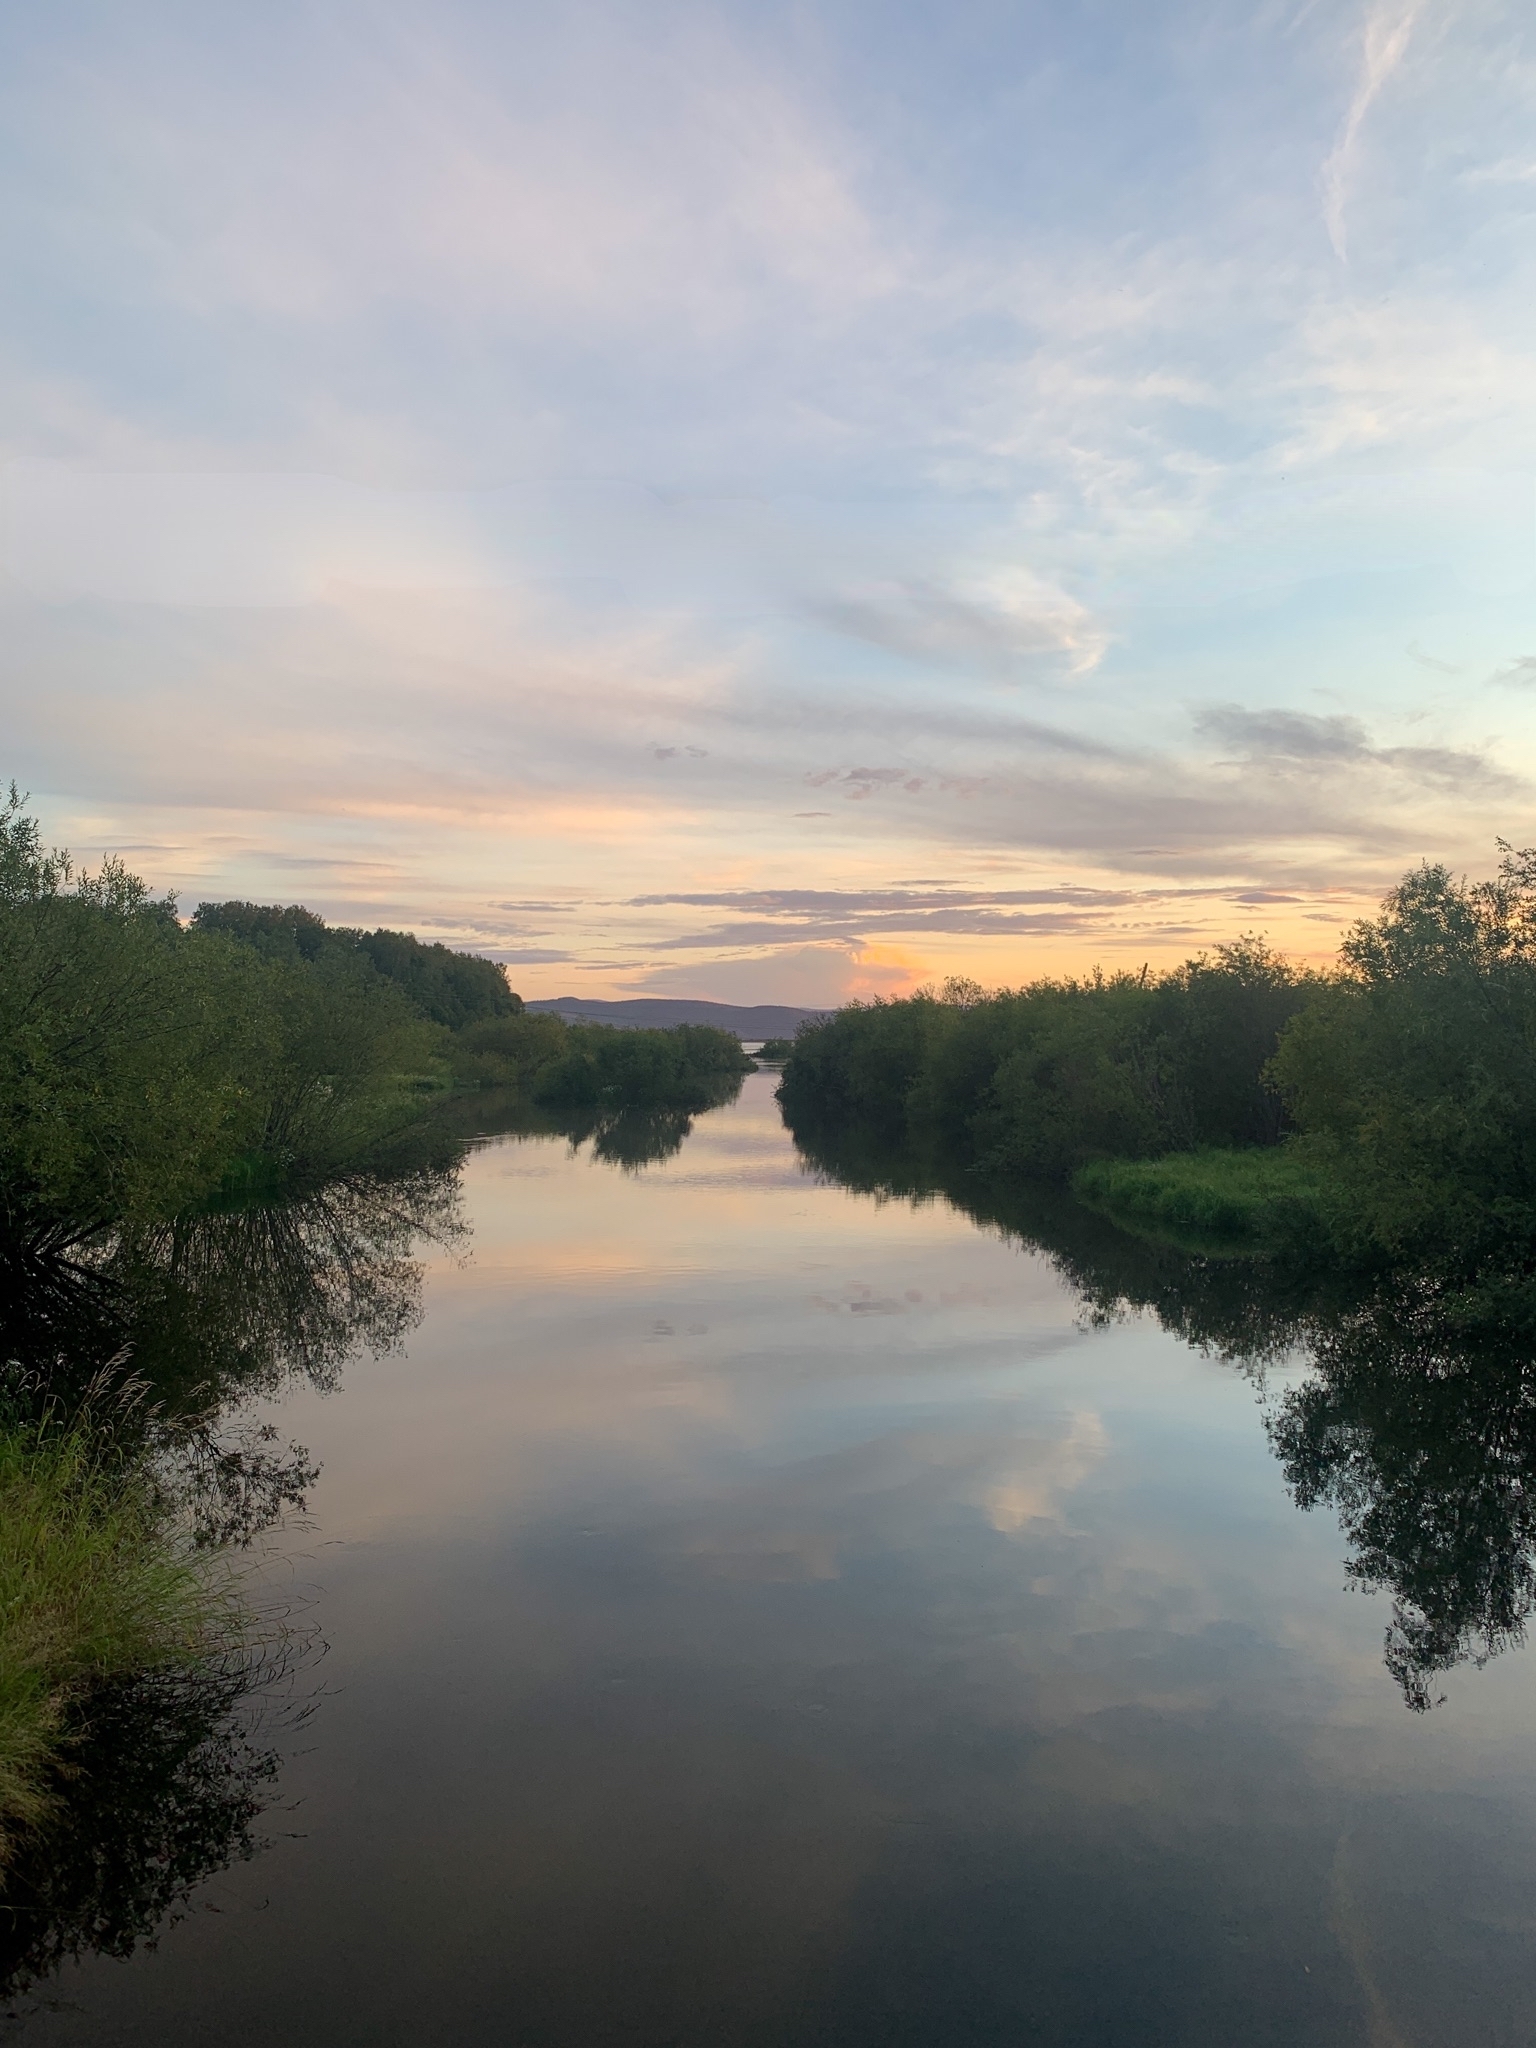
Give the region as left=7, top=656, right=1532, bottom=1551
left=0, top=792, right=440, bottom=1233
left=446, top=1011, right=749, bottom=1109
left=781, top=846, right=1536, bottom=1276
left=191, top=899, right=521, bottom=1030
left=780, top=937, right=1311, bottom=1182
left=1270, top=848, right=1536, bottom=1265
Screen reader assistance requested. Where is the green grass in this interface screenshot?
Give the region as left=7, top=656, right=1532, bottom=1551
left=0, top=1422, right=234, bottom=1861
left=1073, top=1145, right=1336, bottom=1253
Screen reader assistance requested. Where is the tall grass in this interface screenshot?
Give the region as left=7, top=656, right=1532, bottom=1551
left=1072, top=1146, right=1336, bottom=1253
left=0, top=1417, right=234, bottom=1861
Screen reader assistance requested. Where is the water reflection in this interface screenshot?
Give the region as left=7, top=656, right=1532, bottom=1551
left=428, top=1073, right=747, bottom=1170
left=0, top=1163, right=465, bottom=2001
left=0, top=1072, right=751, bottom=2000
left=784, top=1103, right=1536, bottom=1708
left=1273, top=1298, right=1536, bottom=1710
left=8, top=1073, right=1536, bottom=2046
left=0, top=1666, right=282, bottom=2002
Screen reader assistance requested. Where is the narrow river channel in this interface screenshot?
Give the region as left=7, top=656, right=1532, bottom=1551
left=11, top=1070, right=1536, bottom=2045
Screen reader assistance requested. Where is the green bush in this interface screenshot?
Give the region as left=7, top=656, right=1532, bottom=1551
left=532, top=1022, right=751, bottom=1112
left=0, top=791, right=266, bottom=1233
left=0, top=791, right=448, bottom=1228
left=235, top=948, right=440, bottom=1183
left=444, top=1011, right=569, bottom=1090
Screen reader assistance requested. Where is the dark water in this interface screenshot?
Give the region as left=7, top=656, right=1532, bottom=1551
left=8, top=1072, right=1536, bottom=2045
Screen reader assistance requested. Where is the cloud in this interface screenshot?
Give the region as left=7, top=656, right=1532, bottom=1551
left=630, top=887, right=1139, bottom=913
left=1194, top=704, right=1511, bottom=795
left=0, top=463, right=502, bottom=606
left=1461, top=157, right=1536, bottom=187
left=1491, top=656, right=1536, bottom=688
left=1320, top=1, right=1423, bottom=261
left=627, top=943, right=909, bottom=1009
left=1195, top=705, right=1372, bottom=763
left=69, top=8, right=897, bottom=343
left=483, top=948, right=575, bottom=965
left=804, top=767, right=926, bottom=802
left=810, top=567, right=1107, bottom=678
left=622, top=873, right=1373, bottom=952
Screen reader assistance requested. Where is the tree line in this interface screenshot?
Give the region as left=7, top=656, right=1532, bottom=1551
left=1, top=785, right=749, bottom=1240
left=779, top=844, right=1536, bottom=1276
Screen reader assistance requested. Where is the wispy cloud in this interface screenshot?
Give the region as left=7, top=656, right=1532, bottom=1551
left=1194, top=704, right=1513, bottom=794
left=1320, top=1, right=1423, bottom=261
left=810, top=568, right=1108, bottom=678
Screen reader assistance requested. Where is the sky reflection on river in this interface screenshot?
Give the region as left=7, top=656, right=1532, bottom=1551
left=11, top=1073, right=1536, bottom=2046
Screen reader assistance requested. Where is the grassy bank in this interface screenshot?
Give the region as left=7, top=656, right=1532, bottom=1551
left=0, top=1419, right=233, bottom=1861
left=1073, top=1146, right=1336, bottom=1254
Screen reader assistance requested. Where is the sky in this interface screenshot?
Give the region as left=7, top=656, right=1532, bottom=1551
left=2, top=0, right=1535, bottom=1005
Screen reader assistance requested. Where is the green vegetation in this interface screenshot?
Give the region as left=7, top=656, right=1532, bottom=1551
left=755, top=1037, right=796, bottom=1062
left=1, top=783, right=748, bottom=1233
left=530, top=1020, right=751, bottom=1109
left=781, top=936, right=1310, bottom=1182
left=0, top=787, right=440, bottom=1232
left=445, top=1011, right=749, bottom=1109
left=781, top=844, right=1536, bottom=1278
left=1073, top=1145, right=1334, bottom=1252
left=190, top=899, right=520, bottom=1029
left=0, top=1418, right=233, bottom=1859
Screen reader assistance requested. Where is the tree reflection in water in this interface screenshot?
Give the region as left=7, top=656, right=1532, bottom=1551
left=785, top=1105, right=1536, bottom=1711
left=1272, top=1293, right=1536, bottom=1710
left=0, top=1663, right=285, bottom=2002
left=0, top=1074, right=739, bottom=1995
left=446, top=1072, right=745, bottom=1172
left=0, top=1161, right=464, bottom=2001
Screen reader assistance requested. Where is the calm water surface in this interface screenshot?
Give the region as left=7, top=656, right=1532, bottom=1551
left=11, top=1073, right=1536, bottom=2045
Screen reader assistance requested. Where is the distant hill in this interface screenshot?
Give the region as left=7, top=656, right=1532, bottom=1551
left=525, top=997, right=829, bottom=1039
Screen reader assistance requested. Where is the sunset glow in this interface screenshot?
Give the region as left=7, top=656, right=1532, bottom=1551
left=4, top=3, right=1534, bottom=999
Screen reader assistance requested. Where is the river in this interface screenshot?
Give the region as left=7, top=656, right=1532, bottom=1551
left=8, top=1069, right=1536, bottom=2045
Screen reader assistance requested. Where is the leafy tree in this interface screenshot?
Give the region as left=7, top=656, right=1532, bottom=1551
left=0, top=793, right=443, bottom=1234
left=0, top=789, right=265, bottom=1236
left=192, top=900, right=520, bottom=1028
left=1271, top=846, right=1536, bottom=1265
